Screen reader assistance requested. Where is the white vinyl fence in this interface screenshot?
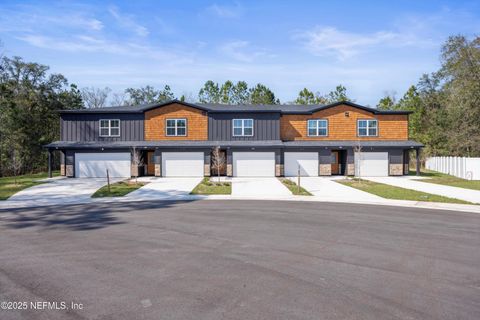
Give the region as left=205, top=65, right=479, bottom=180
left=426, top=156, right=480, bottom=180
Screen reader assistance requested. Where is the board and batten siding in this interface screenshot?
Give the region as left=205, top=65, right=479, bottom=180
left=60, top=113, right=144, bottom=141
left=208, top=112, right=280, bottom=141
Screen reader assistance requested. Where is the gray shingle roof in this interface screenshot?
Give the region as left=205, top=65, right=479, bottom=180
left=45, top=140, right=423, bottom=149
left=59, top=100, right=412, bottom=115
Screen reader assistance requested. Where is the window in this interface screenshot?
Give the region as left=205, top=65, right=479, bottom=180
left=358, top=119, right=378, bottom=136
left=232, top=119, right=254, bottom=136
left=307, top=119, right=328, bottom=136
left=166, top=119, right=187, bottom=136
left=99, top=119, right=120, bottom=137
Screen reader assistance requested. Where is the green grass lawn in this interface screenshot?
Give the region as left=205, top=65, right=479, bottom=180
left=337, top=178, right=472, bottom=204
left=409, top=170, right=480, bottom=191
left=190, top=178, right=232, bottom=195
left=0, top=171, right=60, bottom=200
left=91, top=180, right=147, bottom=198
left=279, top=178, right=312, bottom=196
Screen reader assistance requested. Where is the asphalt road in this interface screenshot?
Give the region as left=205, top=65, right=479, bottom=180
left=0, top=200, right=479, bottom=320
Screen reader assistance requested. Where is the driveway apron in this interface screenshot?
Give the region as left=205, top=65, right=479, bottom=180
left=232, top=178, right=291, bottom=197
left=125, top=177, right=202, bottom=200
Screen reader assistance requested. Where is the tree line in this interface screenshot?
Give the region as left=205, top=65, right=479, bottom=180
left=0, top=35, right=479, bottom=176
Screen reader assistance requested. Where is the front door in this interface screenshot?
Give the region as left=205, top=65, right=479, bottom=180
left=331, top=151, right=340, bottom=175
left=147, top=151, right=155, bottom=176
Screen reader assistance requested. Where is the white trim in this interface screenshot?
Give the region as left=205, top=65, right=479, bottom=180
left=99, top=119, right=121, bottom=137
left=165, top=118, right=187, bottom=137
left=307, top=119, right=328, bottom=137
left=357, top=119, right=378, bottom=137
left=232, top=119, right=254, bottom=137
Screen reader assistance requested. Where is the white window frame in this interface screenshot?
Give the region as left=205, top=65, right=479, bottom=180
left=165, top=118, right=187, bottom=137
left=99, top=119, right=120, bottom=137
left=307, top=119, right=328, bottom=137
left=232, top=119, right=254, bottom=137
left=357, top=119, right=378, bottom=137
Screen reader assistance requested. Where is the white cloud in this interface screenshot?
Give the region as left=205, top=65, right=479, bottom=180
left=219, top=40, right=271, bottom=62
left=206, top=3, right=244, bottom=18
left=295, top=26, right=434, bottom=60
left=108, top=6, right=149, bottom=37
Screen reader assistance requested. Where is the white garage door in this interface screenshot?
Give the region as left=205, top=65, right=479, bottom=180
left=162, top=152, right=204, bottom=177
left=355, top=152, right=389, bottom=177
left=284, top=152, right=318, bottom=176
left=233, top=152, right=275, bottom=177
left=75, top=153, right=131, bottom=178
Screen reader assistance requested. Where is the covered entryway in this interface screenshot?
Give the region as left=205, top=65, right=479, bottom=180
left=162, top=152, right=204, bottom=177
left=233, top=152, right=275, bottom=177
left=355, top=152, right=389, bottom=177
left=75, top=152, right=131, bottom=178
left=284, top=152, right=318, bottom=176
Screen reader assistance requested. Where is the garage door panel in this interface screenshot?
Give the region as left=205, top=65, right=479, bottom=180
left=162, top=152, right=204, bottom=177
left=233, top=152, right=275, bottom=177
left=355, top=152, right=388, bottom=177
left=75, top=153, right=131, bottom=178
left=284, top=152, right=318, bottom=176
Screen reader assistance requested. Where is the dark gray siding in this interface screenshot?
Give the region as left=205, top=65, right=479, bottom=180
left=208, top=112, right=280, bottom=141
left=61, top=113, right=144, bottom=141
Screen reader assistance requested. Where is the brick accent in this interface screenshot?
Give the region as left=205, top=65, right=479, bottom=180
left=204, top=164, right=211, bottom=177
left=155, top=164, right=161, bottom=177
left=66, top=165, right=74, bottom=177
left=389, top=164, right=403, bottom=176
left=275, top=164, right=284, bottom=177
left=347, top=164, right=355, bottom=176
left=227, top=164, right=233, bottom=177
left=280, top=104, right=408, bottom=141
left=144, top=103, right=208, bottom=141
left=404, top=163, right=409, bottom=175
left=131, top=165, right=139, bottom=177
left=319, top=164, right=331, bottom=176
left=60, top=164, right=66, bottom=176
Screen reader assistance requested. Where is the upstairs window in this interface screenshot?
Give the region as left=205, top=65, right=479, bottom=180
left=99, top=119, right=120, bottom=137
left=358, top=119, right=378, bottom=137
left=307, top=119, right=328, bottom=136
left=166, top=119, right=187, bottom=136
left=233, top=119, right=254, bottom=136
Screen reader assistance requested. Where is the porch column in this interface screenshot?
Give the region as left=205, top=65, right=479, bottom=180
left=154, top=150, right=162, bottom=177
left=226, top=149, right=233, bottom=177
left=204, top=151, right=211, bottom=177
left=416, top=148, right=421, bottom=176
left=318, top=149, right=331, bottom=176
left=275, top=149, right=283, bottom=177
left=60, top=150, right=66, bottom=176
left=48, top=150, right=52, bottom=178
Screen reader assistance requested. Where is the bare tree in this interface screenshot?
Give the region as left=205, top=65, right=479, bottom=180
left=110, top=92, right=129, bottom=106
left=353, top=140, right=363, bottom=183
left=11, top=148, right=22, bottom=185
left=81, top=87, right=111, bottom=108
left=131, top=147, right=144, bottom=184
left=211, top=146, right=225, bottom=183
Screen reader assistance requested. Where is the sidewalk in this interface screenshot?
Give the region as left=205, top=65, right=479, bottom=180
left=364, top=177, right=480, bottom=204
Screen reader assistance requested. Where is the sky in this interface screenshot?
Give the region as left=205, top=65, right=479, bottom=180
left=0, top=0, right=479, bottom=106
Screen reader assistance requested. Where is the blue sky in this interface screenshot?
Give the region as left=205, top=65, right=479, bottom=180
left=1, top=0, right=479, bottom=106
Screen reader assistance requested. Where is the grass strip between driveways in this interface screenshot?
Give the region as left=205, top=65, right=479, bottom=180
left=190, top=177, right=231, bottom=195
left=0, top=171, right=60, bottom=200
left=409, top=170, right=480, bottom=191
left=337, top=178, right=472, bottom=204
left=91, top=180, right=147, bottom=198
left=279, top=178, right=312, bottom=196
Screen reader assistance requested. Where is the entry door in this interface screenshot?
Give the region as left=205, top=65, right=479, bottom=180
left=331, top=151, right=340, bottom=175
left=147, top=151, right=155, bottom=176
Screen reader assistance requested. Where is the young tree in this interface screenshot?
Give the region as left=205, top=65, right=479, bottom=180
left=10, top=148, right=22, bottom=185
left=130, top=147, right=144, bottom=184
left=81, top=87, right=111, bottom=108
left=211, top=146, right=225, bottom=183
left=353, top=140, right=363, bottom=181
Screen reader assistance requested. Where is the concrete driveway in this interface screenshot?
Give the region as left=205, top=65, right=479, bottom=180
left=4, top=177, right=121, bottom=208
left=365, top=176, right=480, bottom=204
left=232, top=177, right=292, bottom=197
left=288, top=177, right=386, bottom=202
left=125, top=177, right=202, bottom=200
left=0, top=201, right=478, bottom=320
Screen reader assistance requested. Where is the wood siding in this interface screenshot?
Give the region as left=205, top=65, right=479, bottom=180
left=280, top=104, right=408, bottom=141
left=61, top=113, right=144, bottom=141
left=208, top=112, right=280, bottom=141
left=145, top=103, right=208, bottom=141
